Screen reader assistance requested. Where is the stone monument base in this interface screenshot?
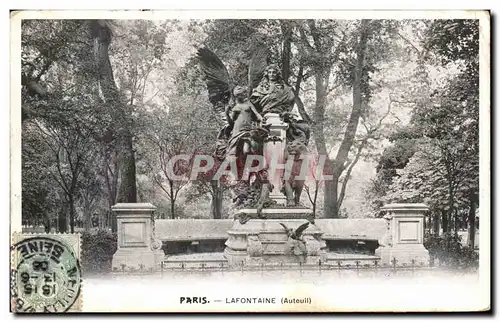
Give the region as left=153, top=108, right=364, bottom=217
left=374, top=203, right=431, bottom=266
left=110, top=203, right=164, bottom=272
left=375, top=244, right=430, bottom=266
left=112, top=249, right=164, bottom=271
left=225, top=209, right=327, bottom=268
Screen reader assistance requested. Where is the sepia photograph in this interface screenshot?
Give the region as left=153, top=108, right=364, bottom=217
left=10, top=10, right=490, bottom=313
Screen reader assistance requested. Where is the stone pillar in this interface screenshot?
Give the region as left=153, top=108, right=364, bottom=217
left=112, top=203, right=164, bottom=271
left=263, top=113, right=288, bottom=205
left=375, top=203, right=430, bottom=265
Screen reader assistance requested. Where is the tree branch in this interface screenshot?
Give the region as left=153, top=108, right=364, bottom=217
left=397, top=31, right=421, bottom=54
left=297, top=24, right=314, bottom=54
left=293, top=64, right=312, bottom=124
left=304, top=184, right=315, bottom=206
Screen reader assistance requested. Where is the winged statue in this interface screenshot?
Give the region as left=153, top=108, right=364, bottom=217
left=197, top=47, right=272, bottom=215
left=197, top=47, right=270, bottom=162
left=279, top=222, right=310, bottom=241
left=280, top=222, right=310, bottom=258
left=197, top=47, right=311, bottom=221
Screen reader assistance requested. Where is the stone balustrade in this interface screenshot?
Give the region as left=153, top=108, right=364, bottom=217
left=111, top=203, right=430, bottom=270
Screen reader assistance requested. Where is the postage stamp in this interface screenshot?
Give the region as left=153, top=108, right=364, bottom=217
left=10, top=233, right=82, bottom=313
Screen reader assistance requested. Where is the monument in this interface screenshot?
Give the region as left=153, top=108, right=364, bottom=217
left=110, top=48, right=431, bottom=271
left=197, top=48, right=326, bottom=267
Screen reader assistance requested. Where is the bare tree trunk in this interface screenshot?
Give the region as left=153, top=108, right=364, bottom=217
left=58, top=211, right=67, bottom=233
left=432, top=212, right=440, bottom=235
left=91, top=20, right=137, bottom=205
left=211, top=180, right=223, bottom=219
left=280, top=20, right=292, bottom=84
left=84, top=207, right=93, bottom=231
left=338, top=139, right=367, bottom=208
left=312, top=66, right=336, bottom=217
left=44, top=214, right=51, bottom=233
left=84, top=210, right=91, bottom=231
left=312, top=182, right=319, bottom=217
left=170, top=180, right=175, bottom=219
left=69, top=195, right=75, bottom=233
left=329, top=20, right=370, bottom=217
left=323, top=177, right=338, bottom=218
left=446, top=179, right=454, bottom=234
left=442, top=210, right=448, bottom=233
left=293, top=65, right=312, bottom=124
left=104, top=150, right=119, bottom=231
left=116, top=133, right=137, bottom=203
left=467, top=195, right=477, bottom=249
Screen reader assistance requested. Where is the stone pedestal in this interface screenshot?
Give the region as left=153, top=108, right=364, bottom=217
left=112, top=203, right=164, bottom=271
left=225, top=208, right=326, bottom=267
left=263, top=113, right=288, bottom=206
left=375, top=203, right=430, bottom=265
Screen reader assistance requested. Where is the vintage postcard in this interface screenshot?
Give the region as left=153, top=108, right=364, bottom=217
left=10, top=10, right=490, bottom=313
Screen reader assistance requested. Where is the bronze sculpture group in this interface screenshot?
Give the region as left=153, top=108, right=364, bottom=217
left=197, top=48, right=311, bottom=221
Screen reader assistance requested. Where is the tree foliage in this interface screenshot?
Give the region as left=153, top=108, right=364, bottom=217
left=368, top=19, right=479, bottom=240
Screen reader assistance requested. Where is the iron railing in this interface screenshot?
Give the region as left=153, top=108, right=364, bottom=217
left=110, top=258, right=450, bottom=275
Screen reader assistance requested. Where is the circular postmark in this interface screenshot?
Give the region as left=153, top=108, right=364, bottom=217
left=11, top=236, right=82, bottom=313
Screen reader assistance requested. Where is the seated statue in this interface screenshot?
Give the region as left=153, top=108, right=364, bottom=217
left=250, top=64, right=295, bottom=116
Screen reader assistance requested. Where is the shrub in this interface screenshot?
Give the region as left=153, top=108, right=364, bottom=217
left=424, top=232, right=478, bottom=270
left=81, top=229, right=117, bottom=274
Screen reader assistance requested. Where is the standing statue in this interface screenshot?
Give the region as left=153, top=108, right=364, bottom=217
left=282, top=112, right=311, bottom=207
left=226, top=85, right=264, bottom=158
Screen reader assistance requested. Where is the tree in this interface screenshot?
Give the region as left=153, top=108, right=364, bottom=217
left=303, top=172, right=322, bottom=217
left=30, top=114, right=95, bottom=233
left=99, top=145, right=119, bottom=228
left=366, top=127, right=418, bottom=215
left=374, top=19, right=479, bottom=241
left=21, top=19, right=212, bottom=228
left=21, top=19, right=479, bottom=231
left=423, top=19, right=479, bottom=246
left=77, top=159, right=105, bottom=230
left=90, top=20, right=138, bottom=205
left=295, top=19, right=400, bottom=218
left=22, top=19, right=113, bottom=231
left=201, top=19, right=423, bottom=218
left=22, top=124, right=57, bottom=231
left=21, top=20, right=88, bottom=121
left=185, top=167, right=231, bottom=219
left=138, top=92, right=218, bottom=219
